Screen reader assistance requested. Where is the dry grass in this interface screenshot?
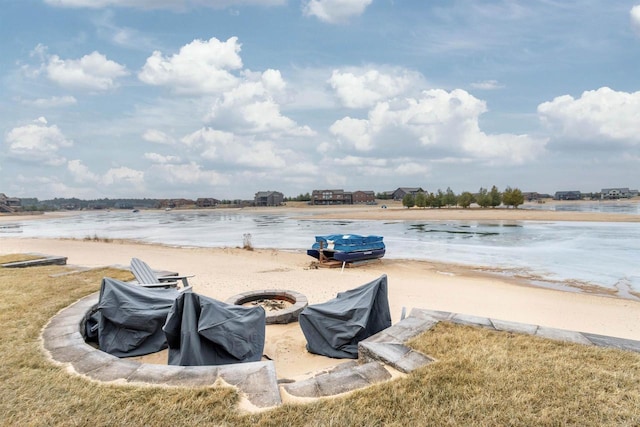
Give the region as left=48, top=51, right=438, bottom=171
left=83, top=234, right=114, bottom=243
left=0, top=253, right=45, bottom=264
left=1, top=259, right=639, bottom=426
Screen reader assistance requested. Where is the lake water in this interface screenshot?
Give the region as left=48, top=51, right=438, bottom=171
left=2, top=205, right=639, bottom=300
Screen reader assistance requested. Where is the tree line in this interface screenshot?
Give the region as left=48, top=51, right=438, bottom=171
left=401, top=186, right=525, bottom=209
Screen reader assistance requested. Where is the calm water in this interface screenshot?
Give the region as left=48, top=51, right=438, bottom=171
left=2, top=206, right=639, bottom=299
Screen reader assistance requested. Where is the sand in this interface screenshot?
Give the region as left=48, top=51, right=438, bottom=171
left=2, top=204, right=640, bottom=378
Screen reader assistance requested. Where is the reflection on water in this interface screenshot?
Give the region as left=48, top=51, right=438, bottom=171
left=523, top=201, right=640, bottom=214
left=2, top=208, right=640, bottom=298
left=409, top=223, right=500, bottom=236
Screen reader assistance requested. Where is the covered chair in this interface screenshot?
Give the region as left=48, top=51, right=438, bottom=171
left=87, top=277, right=180, bottom=357
left=299, top=274, right=392, bottom=359
left=163, top=292, right=266, bottom=366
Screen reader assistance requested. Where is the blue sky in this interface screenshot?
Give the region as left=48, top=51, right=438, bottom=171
left=2, top=0, right=640, bottom=200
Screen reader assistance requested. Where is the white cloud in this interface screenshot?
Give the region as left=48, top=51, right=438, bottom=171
left=303, top=0, right=372, bottom=24
left=144, top=152, right=181, bottom=164
left=93, top=10, right=157, bottom=51
left=5, top=118, right=73, bottom=165
left=148, top=162, right=228, bottom=186
left=102, top=166, right=145, bottom=187
left=393, top=161, right=427, bottom=176
left=329, top=68, right=423, bottom=108
left=69, top=160, right=149, bottom=192
left=181, top=127, right=286, bottom=169
left=67, top=159, right=100, bottom=183
left=330, top=116, right=372, bottom=151
left=44, top=0, right=285, bottom=10
left=631, top=5, right=640, bottom=36
left=206, top=68, right=315, bottom=136
left=142, top=129, right=175, bottom=145
left=470, top=80, right=504, bottom=90
left=329, top=88, right=547, bottom=163
left=138, top=37, right=242, bottom=94
left=538, top=87, right=640, bottom=146
left=333, top=155, right=387, bottom=167
left=46, top=51, right=129, bottom=91
left=21, top=96, right=77, bottom=108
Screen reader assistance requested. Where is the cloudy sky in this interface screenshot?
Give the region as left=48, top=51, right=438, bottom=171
left=2, top=1, right=640, bottom=200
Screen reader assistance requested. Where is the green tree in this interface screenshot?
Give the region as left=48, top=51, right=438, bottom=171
left=502, top=187, right=525, bottom=208
left=425, top=192, right=436, bottom=208
left=476, top=187, right=490, bottom=208
left=443, top=187, right=457, bottom=207
left=402, top=193, right=415, bottom=208
left=458, top=191, right=475, bottom=208
left=431, top=189, right=445, bottom=208
left=489, top=185, right=502, bottom=208
left=414, top=191, right=427, bottom=208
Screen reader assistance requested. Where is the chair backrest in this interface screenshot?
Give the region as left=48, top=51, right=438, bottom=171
left=130, top=258, right=160, bottom=284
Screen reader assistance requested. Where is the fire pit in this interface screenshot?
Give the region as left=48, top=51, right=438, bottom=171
left=225, top=290, right=308, bottom=324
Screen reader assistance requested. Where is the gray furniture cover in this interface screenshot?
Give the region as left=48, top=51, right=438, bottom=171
left=90, top=277, right=180, bottom=357
left=163, top=292, right=266, bottom=366
left=299, top=274, right=392, bottom=359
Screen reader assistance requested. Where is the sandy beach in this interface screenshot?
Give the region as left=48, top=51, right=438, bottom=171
left=2, top=204, right=640, bottom=379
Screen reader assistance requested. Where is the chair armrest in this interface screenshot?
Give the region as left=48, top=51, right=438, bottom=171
left=158, top=274, right=193, bottom=287
left=157, top=274, right=194, bottom=281
left=138, top=282, right=178, bottom=288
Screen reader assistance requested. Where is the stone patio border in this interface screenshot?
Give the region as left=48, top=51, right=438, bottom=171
left=41, top=293, right=282, bottom=409
left=2, top=253, right=68, bottom=268
left=41, top=299, right=640, bottom=408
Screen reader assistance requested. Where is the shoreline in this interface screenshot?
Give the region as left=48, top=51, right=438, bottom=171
left=2, top=237, right=639, bottom=336
left=2, top=199, right=640, bottom=224
left=3, top=237, right=640, bottom=379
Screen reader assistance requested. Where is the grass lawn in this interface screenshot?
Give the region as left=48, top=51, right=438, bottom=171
left=1, top=254, right=639, bottom=426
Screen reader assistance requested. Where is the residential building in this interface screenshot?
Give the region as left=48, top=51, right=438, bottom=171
left=254, top=191, right=284, bottom=206
left=311, top=189, right=350, bottom=205
left=389, top=187, right=425, bottom=201
left=554, top=191, right=582, bottom=200
left=0, top=193, right=21, bottom=213
left=196, top=198, right=220, bottom=207
left=600, top=188, right=638, bottom=199
left=352, top=190, right=376, bottom=204
left=523, top=192, right=551, bottom=201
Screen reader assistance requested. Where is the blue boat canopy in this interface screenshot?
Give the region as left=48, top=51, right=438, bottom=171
left=311, top=234, right=385, bottom=252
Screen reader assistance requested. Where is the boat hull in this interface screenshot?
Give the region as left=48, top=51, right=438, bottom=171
left=307, top=248, right=386, bottom=263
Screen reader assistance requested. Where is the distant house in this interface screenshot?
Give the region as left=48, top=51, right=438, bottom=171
left=352, top=190, right=376, bottom=204
left=311, top=189, right=350, bottom=205
left=310, top=189, right=375, bottom=205
left=600, top=188, right=638, bottom=199
left=554, top=191, right=582, bottom=201
left=389, top=187, right=424, bottom=201
left=0, top=193, right=21, bottom=213
left=157, top=199, right=195, bottom=209
left=523, top=192, right=551, bottom=202
left=254, top=191, right=284, bottom=206
left=196, top=198, right=220, bottom=208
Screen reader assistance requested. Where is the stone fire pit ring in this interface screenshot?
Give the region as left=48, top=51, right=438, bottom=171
left=225, top=289, right=308, bottom=324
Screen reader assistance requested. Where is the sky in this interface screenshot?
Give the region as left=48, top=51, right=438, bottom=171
left=1, top=0, right=640, bottom=201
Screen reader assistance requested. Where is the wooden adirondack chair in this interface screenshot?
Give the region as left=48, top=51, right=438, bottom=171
left=130, top=257, right=192, bottom=289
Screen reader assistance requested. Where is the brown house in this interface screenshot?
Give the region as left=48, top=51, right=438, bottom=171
left=352, top=190, right=376, bottom=204
left=312, top=189, right=376, bottom=205
left=311, top=189, right=349, bottom=205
